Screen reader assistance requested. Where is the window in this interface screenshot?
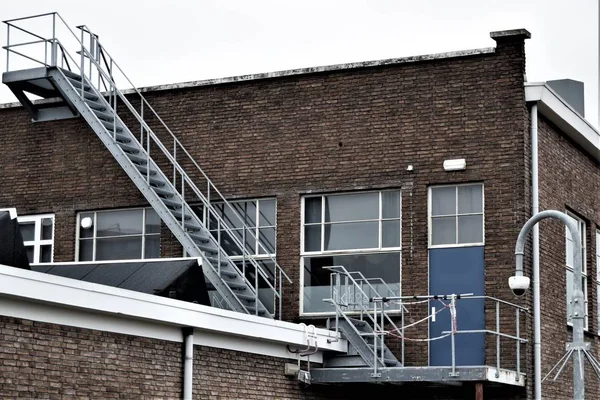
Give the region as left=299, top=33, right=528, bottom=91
left=17, top=214, right=54, bottom=264
left=77, top=208, right=160, bottom=261
left=597, top=230, right=600, bottom=334
left=301, top=191, right=401, bottom=314
left=429, top=184, right=484, bottom=247
left=565, top=211, right=587, bottom=329
left=191, top=199, right=277, bottom=313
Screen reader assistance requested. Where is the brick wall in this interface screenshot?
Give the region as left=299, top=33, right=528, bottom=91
left=537, top=114, right=600, bottom=399
left=0, top=32, right=531, bottom=387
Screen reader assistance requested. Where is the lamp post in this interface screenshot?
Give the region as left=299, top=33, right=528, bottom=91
left=513, top=210, right=587, bottom=399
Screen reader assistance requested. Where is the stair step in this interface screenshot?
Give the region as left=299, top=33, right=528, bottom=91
left=100, top=119, right=123, bottom=132
left=244, top=305, right=267, bottom=315
left=60, top=68, right=83, bottom=80
left=195, top=242, right=218, bottom=253
left=170, top=209, right=192, bottom=220
left=188, top=232, right=210, bottom=243
left=219, top=269, right=239, bottom=279
left=118, top=142, right=141, bottom=154
left=134, top=163, right=157, bottom=176
left=206, top=255, right=228, bottom=266
left=184, top=222, right=203, bottom=231
left=348, top=318, right=367, bottom=328
left=66, top=76, right=91, bottom=91
left=91, top=109, right=114, bottom=122
left=223, top=280, right=248, bottom=290
left=83, top=92, right=98, bottom=101
left=162, top=197, right=182, bottom=208
left=383, top=358, right=398, bottom=366
left=126, top=152, right=149, bottom=165
left=85, top=98, right=106, bottom=111
left=152, top=185, right=176, bottom=197
left=236, top=292, right=257, bottom=302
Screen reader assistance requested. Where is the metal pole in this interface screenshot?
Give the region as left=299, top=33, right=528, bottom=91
left=6, top=24, right=10, bottom=71
left=514, top=210, right=585, bottom=399
left=450, top=295, right=457, bottom=377
left=373, top=300, right=378, bottom=376
left=496, top=301, right=501, bottom=377
left=516, top=307, right=521, bottom=379
left=531, top=103, right=542, bottom=400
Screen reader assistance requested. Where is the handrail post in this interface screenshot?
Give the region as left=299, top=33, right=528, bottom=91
left=516, top=307, right=521, bottom=380
left=401, top=300, right=405, bottom=365
left=50, top=14, right=57, bottom=67
left=496, top=301, right=501, bottom=377
left=278, top=269, right=282, bottom=320
left=173, top=138, right=177, bottom=187
left=380, top=298, right=384, bottom=365
left=450, top=294, right=457, bottom=377
left=373, top=300, right=378, bottom=376
left=6, top=24, right=10, bottom=71
left=254, top=260, right=259, bottom=316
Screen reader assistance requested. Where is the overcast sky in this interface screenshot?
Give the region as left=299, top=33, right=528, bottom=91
left=1, top=0, right=598, bottom=127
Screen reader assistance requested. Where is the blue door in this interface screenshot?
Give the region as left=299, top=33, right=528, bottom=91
left=429, top=246, right=485, bottom=366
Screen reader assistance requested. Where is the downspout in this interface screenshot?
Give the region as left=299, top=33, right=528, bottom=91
left=182, top=327, right=194, bottom=400
left=530, top=103, right=542, bottom=400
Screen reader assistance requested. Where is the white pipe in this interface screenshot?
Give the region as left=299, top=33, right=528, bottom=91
left=183, top=328, right=193, bottom=400
left=531, top=103, right=541, bottom=400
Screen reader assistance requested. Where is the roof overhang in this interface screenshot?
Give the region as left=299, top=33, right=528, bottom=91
left=525, top=83, right=600, bottom=162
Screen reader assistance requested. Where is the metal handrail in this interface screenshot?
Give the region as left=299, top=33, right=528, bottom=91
left=3, top=12, right=291, bottom=318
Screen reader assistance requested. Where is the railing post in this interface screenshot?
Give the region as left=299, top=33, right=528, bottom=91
left=6, top=24, right=10, bottom=71
left=516, top=307, right=521, bottom=380
left=278, top=269, right=282, bottom=320
left=173, top=138, right=177, bottom=187
left=496, top=301, right=501, bottom=377
left=450, top=295, right=457, bottom=377
left=401, top=300, right=405, bottom=365
left=380, top=298, right=385, bottom=365
left=51, top=14, right=57, bottom=67
left=254, top=260, right=259, bottom=316
left=217, top=219, right=221, bottom=274
left=373, top=300, right=378, bottom=376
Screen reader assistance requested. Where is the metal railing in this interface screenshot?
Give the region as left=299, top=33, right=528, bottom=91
left=325, top=266, right=528, bottom=379
left=3, top=13, right=292, bottom=318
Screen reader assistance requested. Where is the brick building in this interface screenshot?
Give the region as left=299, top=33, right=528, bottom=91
left=0, top=13, right=599, bottom=399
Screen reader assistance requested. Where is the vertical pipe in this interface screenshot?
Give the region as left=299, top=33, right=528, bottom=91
left=450, top=296, right=456, bottom=377
left=516, top=308, right=521, bottom=379
left=496, top=301, right=500, bottom=376
left=182, top=328, right=193, bottom=400
left=531, top=103, right=542, bottom=400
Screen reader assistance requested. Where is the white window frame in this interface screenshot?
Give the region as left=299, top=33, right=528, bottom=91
left=596, top=230, right=599, bottom=334
left=566, top=211, right=588, bottom=330
left=300, top=190, right=402, bottom=316
left=75, top=207, right=160, bottom=261
left=428, top=183, right=485, bottom=249
left=17, top=214, right=55, bottom=264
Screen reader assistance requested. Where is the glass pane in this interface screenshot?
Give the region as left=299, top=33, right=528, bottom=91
left=259, top=199, right=276, bottom=227
left=324, top=221, right=378, bottom=251
left=97, top=209, right=143, bottom=237
left=304, top=225, right=321, bottom=252
left=325, top=192, right=378, bottom=222
left=382, top=191, right=400, bottom=219
left=222, top=203, right=247, bottom=229
left=144, top=235, right=160, bottom=258
left=458, top=215, right=483, bottom=244
left=20, top=222, right=35, bottom=242
left=25, top=246, right=34, bottom=264
left=566, top=236, right=574, bottom=267
left=40, top=245, right=52, bottom=263
left=41, top=218, right=53, bottom=240
left=303, top=253, right=401, bottom=313
left=79, top=239, right=93, bottom=261
left=305, top=197, right=322, bottom=224
left=145, top=209, right=161, bottom=234
left=431, top=186, right=456, bottom=216
left=79, top=212, right=94, bottom=238
left=212, top=229, right=243, bottom=256
left=258, top=227, right=276, bottom=254
left=382, top=220, right=400, bottom=248
left=431, top=217, right=456, bottom=245
left=457, top=185, right=483, bottom=214
left=233, top=201, right=256, bottom=227
left=96, top=237, right=142, bottom=260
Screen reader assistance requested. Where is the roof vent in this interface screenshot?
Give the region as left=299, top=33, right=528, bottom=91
left=546, top=79, right=585, bottom=117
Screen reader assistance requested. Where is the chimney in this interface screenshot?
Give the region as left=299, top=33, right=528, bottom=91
left=546, top=79, right=585, bottom=117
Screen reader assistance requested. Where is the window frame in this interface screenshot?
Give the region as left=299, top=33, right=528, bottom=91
left=427, top=183, right=485, bottom=249
left=75, top=207, right=160, bottom=261
left=17, top=213, right=55, bottom=264
left=565, top=210, right=588, bottom=330
left=300, top=190, right=402, bottom=316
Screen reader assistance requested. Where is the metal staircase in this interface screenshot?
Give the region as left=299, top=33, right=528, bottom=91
left=2, top=12, right=291, bottom=318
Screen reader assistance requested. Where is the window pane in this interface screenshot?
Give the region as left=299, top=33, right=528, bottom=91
left=145, top=209, right=161, bottom=234
left=457, top=215, right=483, bottom=244
left=97, top=209, right=143, bottom=237
left=213, top=230, right=243, bottom=257
left=79, top=212, right=94, bottom=238
left=20, top=222, right=35, bottom=242
left=222, top=202, right=250, bottom=229
left=325, top=192, right=378, bottom=222
left=41, top=218, right=53, bottom=240
left=305, top=197, right=322, bottom=224
left=79, top=239, right=93, bottom=261
left=382, top=220, right=400, bottom=248
left=566, top=237, right=574, bottom=266
left=96, top=237, right=142, bottom=260
left=144, top=235, right=160, bottom=258
left=431, top=187, right=456, bottom=216
left=457, top=185, right=483, bottom=214
left=259, top=199, right=276, bottom=227
left=431, top=217, right=456, bottom=245
left=258, top=227, right=276, bottom=254
left=324, top=221, right=378, bottom=251
left=25, top=246, right=34, bottom=264
left=304, top=225, right=321, bottom=252
left=40, top=245, right=52, bottom=263
left=303, top=253, right=401, bottom=313
left=233, top=201, right=256, bottom=227
left=382, top=191, right=400, bottom=219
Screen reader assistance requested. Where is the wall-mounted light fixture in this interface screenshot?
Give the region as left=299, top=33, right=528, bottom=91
left=443, top=158, right=466, bottom=172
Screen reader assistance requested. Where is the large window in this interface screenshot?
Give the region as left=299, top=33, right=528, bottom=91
left=429, top=183, right=484, bottom=247
left=77, top=208, right=160, bottom=261
left=566, top=211, right=587, bottom=329
left=17, top=214, right=54, bottom=264
left=301, top=191, right=401, bottom=314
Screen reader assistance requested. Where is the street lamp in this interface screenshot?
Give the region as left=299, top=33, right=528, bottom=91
left=512, top=210, right=600, bottom=400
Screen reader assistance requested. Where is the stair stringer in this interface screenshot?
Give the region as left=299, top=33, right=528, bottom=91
left=47, top=67, right=267, bottom=316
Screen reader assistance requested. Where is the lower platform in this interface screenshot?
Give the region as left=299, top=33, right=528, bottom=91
left=310, top=366, right=525, bottom=387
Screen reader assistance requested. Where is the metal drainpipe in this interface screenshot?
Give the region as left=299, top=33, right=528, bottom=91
left=182, top=327, right=194, bottom=400
left=531, top=103, right=542, bottom=400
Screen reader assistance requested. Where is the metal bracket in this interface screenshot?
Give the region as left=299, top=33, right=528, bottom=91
left=566, top=342, right=591, bottom=351
left=370, top=373, right=382, bottom=378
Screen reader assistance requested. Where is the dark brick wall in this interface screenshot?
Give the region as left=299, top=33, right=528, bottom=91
left=0, top=33, right=533, bottom=392
left=536, top=114, right=600, bottom=400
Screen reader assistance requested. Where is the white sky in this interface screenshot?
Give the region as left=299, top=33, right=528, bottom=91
left=1, top=0, right=599, bottom=128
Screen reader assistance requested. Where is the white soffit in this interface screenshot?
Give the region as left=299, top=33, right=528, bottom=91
left=0, top=264, right=346, bottom=357
left=525, top=83, right=600, bottom=162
